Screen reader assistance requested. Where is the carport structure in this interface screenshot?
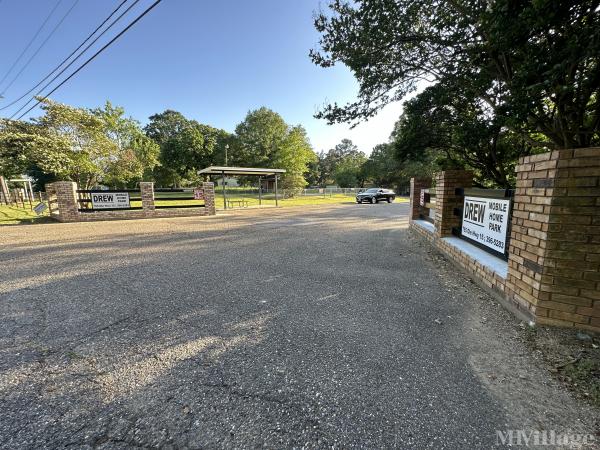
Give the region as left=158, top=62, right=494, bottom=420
left=198, top=166, right=286, bottom=210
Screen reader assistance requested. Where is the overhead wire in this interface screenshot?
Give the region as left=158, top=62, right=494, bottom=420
left=1, top=0, right=132, bottom=112
left=1, top=0, right=80, bottom=96
left=0, top=0, right=64, bottom=88
left=15, top=0, right=164, bottom=121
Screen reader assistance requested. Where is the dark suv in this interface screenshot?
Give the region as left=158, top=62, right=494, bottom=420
left=356, top=188, right=396, bottom=204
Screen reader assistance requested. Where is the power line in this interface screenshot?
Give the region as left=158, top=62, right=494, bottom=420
left=16, top=0, right=164, bottom=121
left=1, top=0, right=80, bottom=96
left=9, top=0, right=143, bottom=119
left=0, top=0, right=64, bottom=87
left=1, top=0, right=132, bottom=111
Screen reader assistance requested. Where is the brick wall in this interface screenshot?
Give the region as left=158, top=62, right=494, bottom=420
left=409, top=151, right=600, bottom=332
left=45, top=182, right=217, bottom=222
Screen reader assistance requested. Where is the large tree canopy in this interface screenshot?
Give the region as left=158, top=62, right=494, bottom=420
left=312, top=0, right=600, bottom=149
left=29, top=99, right=114, bottom=189
left=93, top=102, right=160, bottom=187
left=233, top=108, right=316, bottom=193
left=393, top=83, right=533, bottom=187
left=145, top=110, right=227, bottom=186
left=232, top=107, right=289, bottom=168
left=319, top=138, right=366, bottom=186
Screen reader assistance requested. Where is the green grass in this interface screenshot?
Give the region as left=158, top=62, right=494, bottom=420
left=129, top=192, right=408, bottom=209
left=1, top=193, right=409, bottom=225
left=215, top=193, right=409, bottom=209
left=0, top=204, right=51, bottom=225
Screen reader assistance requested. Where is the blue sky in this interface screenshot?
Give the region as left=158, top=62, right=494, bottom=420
left=0, top=0, right=405, bottom=154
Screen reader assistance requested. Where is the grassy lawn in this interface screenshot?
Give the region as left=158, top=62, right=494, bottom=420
left=0, top=205, right=52, bottom=225
left=1, top=194, right=409, bottom=225
left=215, top=193, right=369, bottom=208
left=130, top=191, right=409, bottom=209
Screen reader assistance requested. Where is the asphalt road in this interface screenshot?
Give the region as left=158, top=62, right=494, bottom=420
left=0, top=203, right=596, bottom=448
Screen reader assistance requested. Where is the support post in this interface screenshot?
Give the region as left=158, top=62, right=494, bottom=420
left=0, top=176, right=8, bottom=205
left=434, top=170, right=473, bottom=238
left=505, top=148, right=600, bottom=330
left=27, top=180, right=33, bottom=210
left=222, top=171, right=227, bottom=210
left=202, top=182, right=216, bottom=215
left=140, top=182, right=155, bottom=217
left=258, top=176, right=262, bottom=206
left=49, top=181, right=79, bottom=222
left=275, top=175, right=279, bottom=207
left=409, top=177, right=432, bottom=222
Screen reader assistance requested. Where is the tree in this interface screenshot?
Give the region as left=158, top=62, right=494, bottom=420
left=145, top=110, right=219, bottom=186
left=392, top=84, right=534, bottom=187
left=233, top=108, right=316, bottom=194
left=333, top=153, right=367, bottom=187
left=274, top=126, right=317, bottom=194
left=312, top=0, right=600, bottom=149
left=0, top=119, right=42, bottom=178
left=232, top=107, right=288, bottom=167
left=93, top=102, right=159, bottom=187
left=29, top=98, right=114, bottom=189
left=361, top=143, right=400, bottom=187
left=321, top=139, right=365, bottom=186
left=305, top=155, right=322, bottom=187
left=318, top=139, right=367, bottom=186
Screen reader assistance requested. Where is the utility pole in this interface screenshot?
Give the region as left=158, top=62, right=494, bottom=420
left=225, top=144, right=229, bottom=166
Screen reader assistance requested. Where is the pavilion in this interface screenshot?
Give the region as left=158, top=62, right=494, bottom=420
left=197, top=166, right=286, bottom=209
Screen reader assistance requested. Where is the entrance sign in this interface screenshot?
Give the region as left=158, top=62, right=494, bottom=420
left=91, top=192, right=130, bottom=209
left=462, top=196, right=511, bottom=253
left=193, top=188, right=205, bottom=200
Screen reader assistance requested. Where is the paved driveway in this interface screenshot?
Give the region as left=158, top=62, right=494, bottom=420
left=0, top=204, right=595, bottom=448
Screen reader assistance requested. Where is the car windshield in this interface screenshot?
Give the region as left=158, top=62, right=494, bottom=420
left=364, top=188, right=380, bottom=193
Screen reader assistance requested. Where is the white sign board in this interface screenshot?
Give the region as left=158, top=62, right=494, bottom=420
left=462, top=196, right=511, bottom=254
left=91, top=192, right=130, bottom=209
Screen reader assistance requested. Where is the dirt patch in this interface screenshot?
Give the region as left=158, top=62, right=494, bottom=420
left=523, top=326, right=600, bottom=408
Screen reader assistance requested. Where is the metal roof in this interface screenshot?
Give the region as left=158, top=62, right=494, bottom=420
left=197, top=166, right=286, bottom=176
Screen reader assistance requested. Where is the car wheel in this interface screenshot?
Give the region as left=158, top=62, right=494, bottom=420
left=356, top=200, right=361, bottom=204
left=370, top=197, right=376, bottom=204
left=387, top=197, right=393, bottom=203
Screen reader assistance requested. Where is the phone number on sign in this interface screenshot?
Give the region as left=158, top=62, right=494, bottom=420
left=485, top=235, right=504, bottom=250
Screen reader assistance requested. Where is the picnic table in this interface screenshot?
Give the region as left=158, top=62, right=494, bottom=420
left=226, top=199, right=249, bottom=208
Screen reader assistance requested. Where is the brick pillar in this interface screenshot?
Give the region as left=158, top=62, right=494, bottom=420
left=48, top=181, right=79, bottom=222
left=434, top=170, right=473, bottom=238
left=409, top=177, right=431, bottom=222
left=45, top=184, right=56, bottom=217
left=140, top=182, right=155, bottom=217
left=203, top=182, right=216, bottom=215
left=506, top=148, right=600, bottom=331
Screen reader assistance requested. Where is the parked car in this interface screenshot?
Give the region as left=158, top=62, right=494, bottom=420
left=356, top=188, right=396, bottom=204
